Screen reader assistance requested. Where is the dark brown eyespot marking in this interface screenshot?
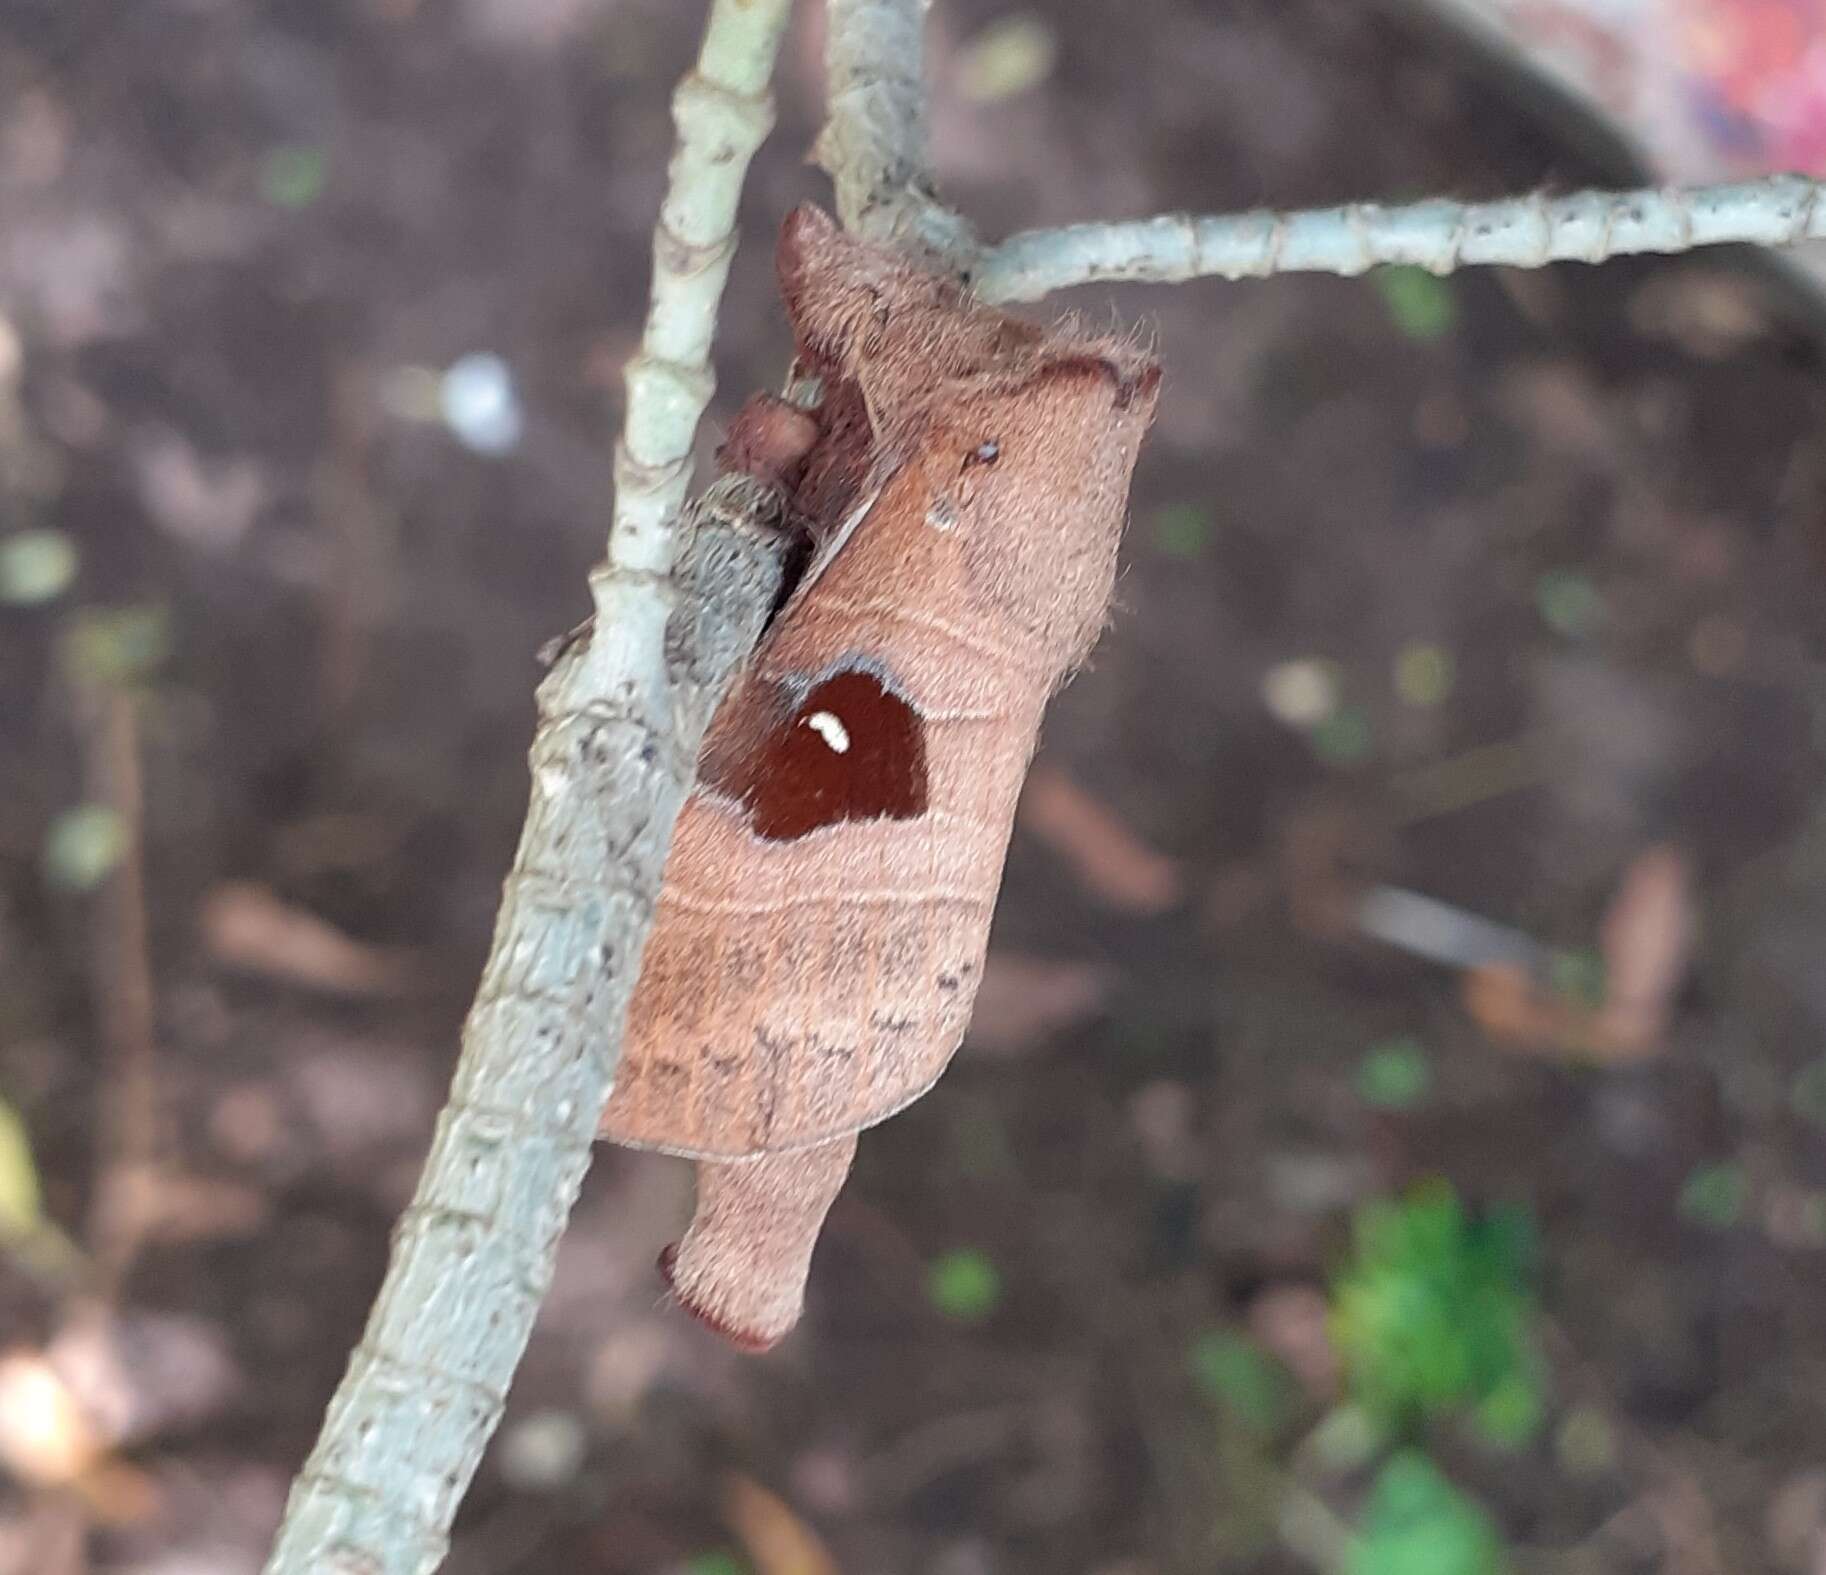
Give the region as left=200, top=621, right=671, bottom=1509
left=735, top=666, right=929, bottom=842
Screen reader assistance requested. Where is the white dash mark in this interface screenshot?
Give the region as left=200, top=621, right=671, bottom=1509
left=804, top=710, right=851, bottom=753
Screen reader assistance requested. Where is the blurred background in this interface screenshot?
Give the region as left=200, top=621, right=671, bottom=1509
left=4, top=0, right=1826, bottom=1571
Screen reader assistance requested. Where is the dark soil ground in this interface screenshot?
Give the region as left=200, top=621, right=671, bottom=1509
left=4, top=1, right=1826, bottom=1571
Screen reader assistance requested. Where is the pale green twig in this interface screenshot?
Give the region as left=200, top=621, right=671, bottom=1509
left=260, top=3, right=794, bottom=1571
left=260, top=486, right=788, bottom=1575
left=816, top=0, right=976, bottom=262
left=973, top=174, right=1826, bottom=302
left=615, top=0, right=796, bottom=574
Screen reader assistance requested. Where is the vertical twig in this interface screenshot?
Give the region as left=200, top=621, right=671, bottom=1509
left=259, top=3, right=795, bottom=1572
left=816, top=0, right=975, bottom=262
left=614, top=0, right=796, bottom=574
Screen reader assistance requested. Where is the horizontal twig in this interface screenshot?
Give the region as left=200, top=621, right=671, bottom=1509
left=973, top=174, right=1826, bottom=302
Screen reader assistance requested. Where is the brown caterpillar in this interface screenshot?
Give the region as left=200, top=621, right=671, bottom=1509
left=600, top=205, right=1159, bottom=1349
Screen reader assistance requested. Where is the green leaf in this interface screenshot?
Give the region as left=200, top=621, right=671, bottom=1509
left=1190, top=1330, right=1296, bottom=1434
left=0, top=530, right=78, bottom=605
left=927, top=1248, right=1002, bottom=1323
left=43, top=804, right=127, bottom=892
left=1330, top=1182, right=1542, bottom=1434
left=1373, top=267, right=1459, bottom=342
left=0, top=1099, right=42, bottom=1238
left=1348, top=1452, right=1506, bottom=1575
left=1473, top=1370, right=1544, bottom=1450
left=1356, top=1037, right=1432, bottom=1110
left=684, top=1551, right=747, bottom=1575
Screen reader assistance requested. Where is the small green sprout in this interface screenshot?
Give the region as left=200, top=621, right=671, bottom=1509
left=1373, top=267, right=1459, bottom=342
left=1356, top=1038, right=1432, bottom=1110
left=1331, top=1181, right=1542, bottom=1438
left=927, top=1248, right=1002, bottom=1323
left=1348, top=1452, right=1506, bottom=1575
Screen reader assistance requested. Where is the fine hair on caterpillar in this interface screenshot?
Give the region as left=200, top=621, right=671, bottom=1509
left=598, top=204, right=1159, bottom=1351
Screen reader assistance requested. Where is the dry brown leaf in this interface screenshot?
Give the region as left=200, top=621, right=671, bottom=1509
left=1462, top=963, right=1593, bottom=1055
left=1596, top=843, right=1695, bottom=1057
left=200, top=882, right=420, bottom=998
left=967, top=952, right=1111, bottom=1057
left=723, top=1472, right=839, bottom=1575
left=1019, top=766, right=1181, bottom=914
left=1464, top=846, right=1692, bottom=1064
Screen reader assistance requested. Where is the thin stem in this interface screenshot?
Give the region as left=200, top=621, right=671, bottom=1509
left=973, top=174, right=1826, bottom=302
left=816, top=0, right=975, bottom=262
left=259, top=3, right=795, bottom=1571
left=614, top=0, right=795, bottom=576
